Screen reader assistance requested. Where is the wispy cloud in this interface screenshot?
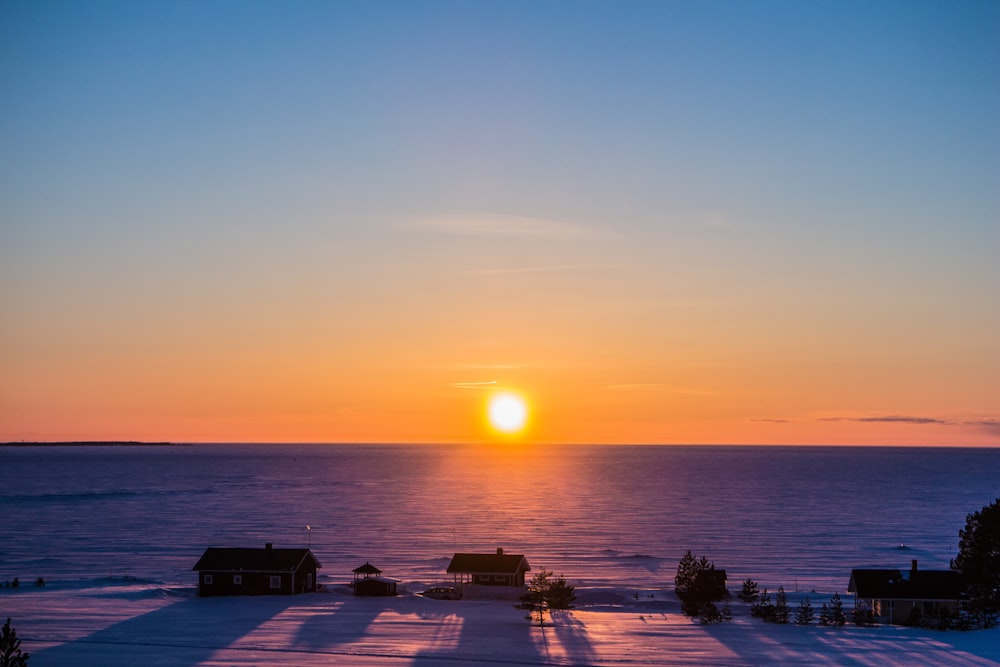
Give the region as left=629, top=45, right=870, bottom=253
left=469, top=263, right=625, bottom=275
left=817, top=415, right=1000, bottom=438
left=404, top=212, right=619, bottom=240
left=449, top=381, right=498, bottom=390
left=819, top=415, right=951, bottom=425
left=750, top=418, right=791, bottom=424
left=964, top=419, right=1000, bottom=436
left=605, top=384, right=717, bottom=395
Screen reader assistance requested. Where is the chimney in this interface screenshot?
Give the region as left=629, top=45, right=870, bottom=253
left=266, top=542, right=273, bottom=552
left=911, top=559, right=918, bottom=573
left=496, top=547, right=504, bottom=555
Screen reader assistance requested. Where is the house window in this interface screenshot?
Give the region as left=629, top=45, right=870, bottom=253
left=270, top=575, right=281, bottom=589
left=233, top=575, right=242, bottom=585
left=203, top=574, right=213, bottom=585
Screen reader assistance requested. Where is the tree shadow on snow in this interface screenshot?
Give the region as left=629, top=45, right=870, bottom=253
left=32, top=592, right=294, bottom=667
left=410, top=602, right=547, bottom=666
left=551, top=611, right=597, bottom=665
left=291, top=594, right=391, bottom=650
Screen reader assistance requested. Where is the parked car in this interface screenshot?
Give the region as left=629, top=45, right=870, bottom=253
left=420, top=586, right=462, bottom=600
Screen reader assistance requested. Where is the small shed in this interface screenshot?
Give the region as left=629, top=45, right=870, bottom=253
left=352, top=562, right=398, bottom=597
left=694, top=568, right=728, bottom=599
left=848, top=559, right=965, bottom=624
left=192, top=543, right=321, bottom=597
left=447, top=547, right=531, bottom=587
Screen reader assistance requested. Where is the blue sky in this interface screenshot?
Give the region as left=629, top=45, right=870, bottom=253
left=1, top=1, right=998, bottom=443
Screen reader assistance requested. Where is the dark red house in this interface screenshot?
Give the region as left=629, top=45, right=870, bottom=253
left=848, top=559, right=965, bottom=624
left=447, top=548, right=531, bottom=587
left=192, top=543, right=321, bottom=597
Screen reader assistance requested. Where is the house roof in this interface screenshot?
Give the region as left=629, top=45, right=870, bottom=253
left=353, top=562, right=382, bottom=575
left=848, top=568, right=964, bottom=601
left=192, top=546, right=321, bottom=573
left=447, top=552, right=530, bottom=575
left=695, top=569, right=727, bottom=584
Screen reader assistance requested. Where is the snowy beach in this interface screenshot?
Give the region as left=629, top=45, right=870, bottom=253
left=4, top=580, right=999, bottom=666
left=3, top=444, right=999, bottom=665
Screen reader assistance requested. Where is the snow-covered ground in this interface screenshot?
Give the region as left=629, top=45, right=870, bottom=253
left=4, top=582, right=998, bottom=666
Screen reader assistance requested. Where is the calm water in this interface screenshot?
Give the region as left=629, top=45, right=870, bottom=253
left=1, top=444, right=997, bottom=594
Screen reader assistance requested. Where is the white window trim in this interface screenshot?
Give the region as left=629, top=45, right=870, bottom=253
left=270, top=575, right=282, bottom=589
left=204, top=574, right=213, bottom=585
left=233, top=574, right=242, bottom=585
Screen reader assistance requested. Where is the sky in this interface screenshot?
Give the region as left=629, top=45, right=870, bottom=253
left=1, top=0, right=998, bottom=445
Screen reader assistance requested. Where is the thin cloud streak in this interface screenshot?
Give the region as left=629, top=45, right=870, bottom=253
left=820, top=415, right=952, bottom=425
left=449, top=381, right=498, bottom=390
left=468, top=264, right=626, bottom=275
left=606, top=384, right=717, bottom=395
left=403, top=212, right=620, bottom=240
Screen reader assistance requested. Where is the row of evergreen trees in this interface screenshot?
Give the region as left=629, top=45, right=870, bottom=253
left=738, top=579, right=848, bottom=626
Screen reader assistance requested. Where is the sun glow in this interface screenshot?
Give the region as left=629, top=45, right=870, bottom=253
left=488, top=393, right=528, bottom=434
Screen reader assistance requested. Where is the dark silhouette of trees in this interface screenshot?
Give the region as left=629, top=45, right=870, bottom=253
left=952, top=498, right=1000, bottom=625
left=796, top=596, right=814, bottom=625
left=738, top=578, right=759, bottom=604
left=675, top=551, right=729, bottom=622
left=1, top=618, right=29, bottom=667
left=518, top=569, right=576, bottom=627
left=773, top=586, right=790, bottom=624
left=828, top=592, right=847, bottom=627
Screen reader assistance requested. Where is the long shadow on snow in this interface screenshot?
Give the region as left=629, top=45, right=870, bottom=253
left=410, top=602, right=548, bottom=666
left=32, top=592, right=293, bottom=666
left=702, top=619, right=1000, bottom=666
left=292, top=594, right=386, bottom=650
left=550, top=610, right=597, bottom=665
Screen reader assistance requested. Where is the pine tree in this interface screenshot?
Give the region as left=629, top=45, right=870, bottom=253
left=738, top=578, right=760, bottom=604
left=674, top=551, right=700, bottom=601
left=829, top=592, right=847, bottom=627
left=952, top=498, right=1000, bottom=620
left=518, top=570, right=551, bottom=627
left=721, top=599, right=733, bottom=622
left=518, top=570, right=576, bottom=626
left=795, top=596, right=814, bottom=626
left=818, top=601, right=832, bottom=626
left=773, top=586, right=790, bottom=624
left=547, top=576, right=577, bottom=610
left=751, top=588, right=771, bottom=619
left=1, top=617, right=30, bottom=667
left=675, top=551, right=728, bottom=619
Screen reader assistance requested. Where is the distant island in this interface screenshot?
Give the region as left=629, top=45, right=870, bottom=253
left=0, top=441, right=183, bottom=447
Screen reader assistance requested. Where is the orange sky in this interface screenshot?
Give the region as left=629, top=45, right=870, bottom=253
left=1, top=4, right=998, bottom=446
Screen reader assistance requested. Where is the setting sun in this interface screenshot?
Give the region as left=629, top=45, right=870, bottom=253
left=488, top=393, right=528, bottom=434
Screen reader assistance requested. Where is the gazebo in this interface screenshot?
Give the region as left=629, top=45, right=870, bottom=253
left=352, top=562, right=398, bottom=597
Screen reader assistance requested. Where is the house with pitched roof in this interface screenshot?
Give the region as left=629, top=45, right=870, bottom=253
left=847, top=559, right=965, bottom=625
left=192, top=543, right=321, bottom=597
left=447, top=547, right=531, bottom=587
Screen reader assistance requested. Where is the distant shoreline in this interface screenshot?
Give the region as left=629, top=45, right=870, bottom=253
left=0, top=441, right=184, bottom=447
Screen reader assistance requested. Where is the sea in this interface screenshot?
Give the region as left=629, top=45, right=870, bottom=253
left=1, top=444, right=997, bottom=596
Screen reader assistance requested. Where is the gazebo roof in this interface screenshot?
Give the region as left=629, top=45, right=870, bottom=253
left=353, top=562, right=383, bottom=576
